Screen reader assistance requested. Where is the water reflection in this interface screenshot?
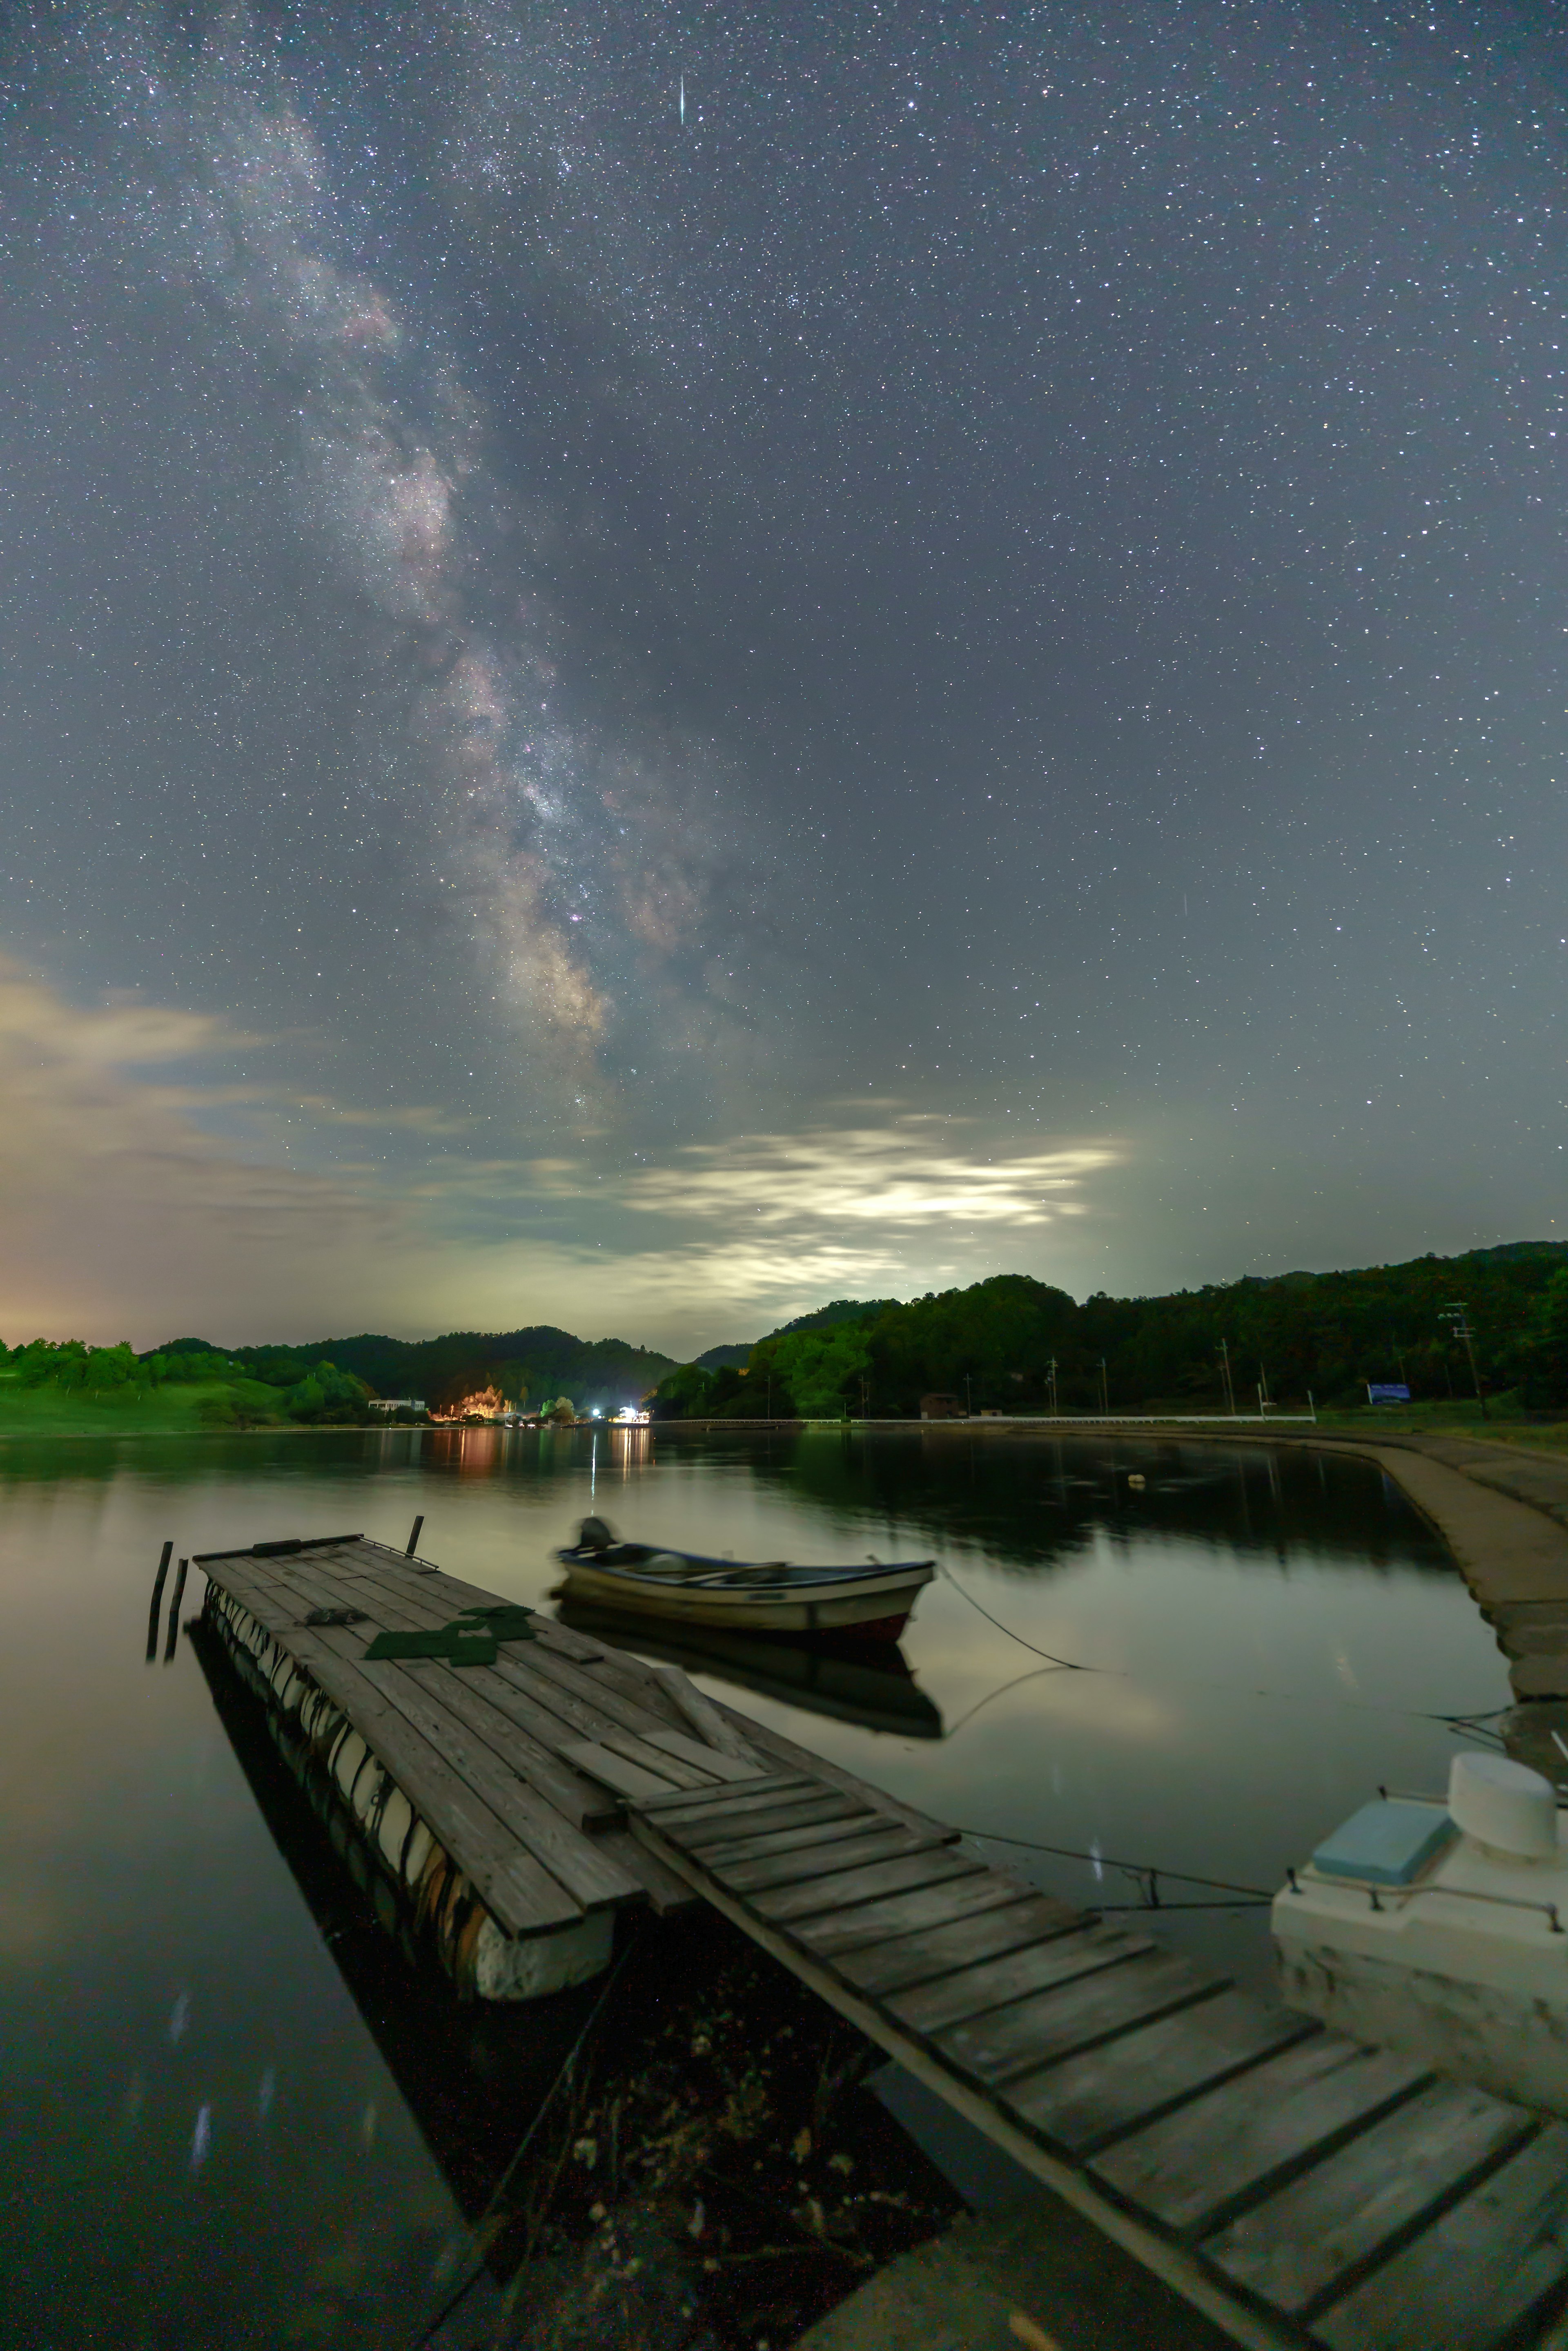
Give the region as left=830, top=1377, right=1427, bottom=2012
left=188, top=1615, right=588, bottom=2264
left=0, top=1423, right=1514, bottom=2345
left=188, top=1610, right=959, bottom=2346
left=557, top=1602, right=944, bottom=1739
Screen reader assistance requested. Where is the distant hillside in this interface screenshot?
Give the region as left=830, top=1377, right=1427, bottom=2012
left=151, top=1325, right=677, bottom=1413
left=656, top=1243, right=1568, bottom=1419
left=692, top=1297, right=898, bottom=1370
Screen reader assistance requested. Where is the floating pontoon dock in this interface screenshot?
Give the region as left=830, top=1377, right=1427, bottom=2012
left=196, top=1533, right=1568, bottom=2350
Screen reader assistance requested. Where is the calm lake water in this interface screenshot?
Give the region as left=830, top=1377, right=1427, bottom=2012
left=0, top=1424, right=1508, bottom=2347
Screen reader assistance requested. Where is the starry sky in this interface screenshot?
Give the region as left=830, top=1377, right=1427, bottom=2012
left=1, top=0, right=1564, bottom=1354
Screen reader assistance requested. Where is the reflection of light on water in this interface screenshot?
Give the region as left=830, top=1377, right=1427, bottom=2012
left=1089, top=1838, right=1104, bottom=1883
left=258, top=2067, right=276, bottom=2123
left=610, top=1424, right=651, bottom=1480
left=168, top=1990, right=189, bottom=2045
left=190, top=2105, right=212, bottom=2172
left=452, top=1427, right=501, bottom=1477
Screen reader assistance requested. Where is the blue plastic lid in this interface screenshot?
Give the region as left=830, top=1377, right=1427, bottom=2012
left=1311, top=1799, right=1457, bottom=1888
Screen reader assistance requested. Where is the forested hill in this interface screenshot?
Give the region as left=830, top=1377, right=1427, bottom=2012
left=692, top=1297, right=900, bottom=1371
left=654, top=1241, right=1568, bottom=1420
left=156, top=1326, right=677, bottom=1415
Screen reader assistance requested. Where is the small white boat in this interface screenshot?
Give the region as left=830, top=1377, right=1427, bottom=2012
left=553, top=1518, right=935, bottom=1641
left=1274, top=1752, right=1568, bottom=2117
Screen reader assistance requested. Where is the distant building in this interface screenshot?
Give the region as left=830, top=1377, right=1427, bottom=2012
left=920, top=1393, right=965, bottom=1420
left=370, top=1397, right=427, bottom=1415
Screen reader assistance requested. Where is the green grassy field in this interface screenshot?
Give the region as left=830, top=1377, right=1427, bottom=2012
left=0, top=1372, right=293, bottom=1435
left=1302, top=1396, right=1568, bottom=1452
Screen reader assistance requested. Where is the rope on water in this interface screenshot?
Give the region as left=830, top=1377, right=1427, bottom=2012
left=935, top=1561, right=1509, bottom=1736
left=947, top=1822, right=1274, bottom=1902
left=937, top=1560, right=1090, bottom=1670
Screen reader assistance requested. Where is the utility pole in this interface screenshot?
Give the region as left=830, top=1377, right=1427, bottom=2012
left=1098, top=1357, right=1109, bottom=1416
left=1219, top=1337, right=1236, bottom=1417
left=1047, top=1356, right=1058, bottom=1417
left=964, top=1372, right=972, bottom=1418
left=1440, top=1303, right=1486, bottom=1420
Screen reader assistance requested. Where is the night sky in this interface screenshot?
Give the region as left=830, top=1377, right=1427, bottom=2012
left=2, top=1, right=1564, bottom=1353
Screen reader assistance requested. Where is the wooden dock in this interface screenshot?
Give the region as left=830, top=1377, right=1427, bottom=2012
left=194, top=1534, right=1568, bottom=2351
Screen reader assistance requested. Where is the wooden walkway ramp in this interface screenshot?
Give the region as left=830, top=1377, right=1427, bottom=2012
left=194, top=1535, right=1568, bottom=2350
left=567, top=1754, right=1568, bottom=2351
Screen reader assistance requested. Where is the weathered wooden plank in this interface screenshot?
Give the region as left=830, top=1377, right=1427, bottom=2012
left=491, top=1647, right=686, bottom=1756
left=631, top=1818, right=1302, bottom=2351
left=241, top=1563, right=633, bottom=1916
left=834, top=1892, right=1081, bottom=1999
left=639, top=1729, right=766, bottom=1782
left=1312, top=2122, right=1568, bottom=2351
left=593, top=1726, right=717, bottom=1791
left=1199, top=2080, right=1538, bottom=2316
left=1091, top=2037, right=1432, bottom=2237
left=712, top=1823, right=948, bottom=1896
left=590, top=1825, right=701, bottom=1917
left=298, top=1567, right=621, bottom=1827
left=656, top=1785, right=851, bottom=1837
left=312, top=1564, right=650, bottom=1756
left=204, top=1570, right=584, bottom=1938
left=507, top=1640, right=702, bottom=1745
left=558, top=1739, right=683, bottom=1801
left=790, top=1872, right=1032, bottom=1960
left=647, top=1662, right=757, bottom=1760
left=720, top=1707, right=956, bottom=1841
left=681, top=1792, right=874, bottom=1849
left=1009, top=1993, right=1315, bottom=2158
left=698, top=1809, right=924, bottom=1874
left=937, top=1952, right=1220, bottom=2088
left=887, top=1921, right=1159, bottom=2040
left=638, top=1772, right=815, bottom=1820
left=751, top=1846, right=985, bottom=1926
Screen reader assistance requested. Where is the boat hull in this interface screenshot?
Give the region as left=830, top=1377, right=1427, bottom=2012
left=555, top=1556, right=933, bottom=1639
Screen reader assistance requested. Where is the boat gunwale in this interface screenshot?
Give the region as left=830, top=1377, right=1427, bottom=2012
left=555, top=1545, right=936, bottom=1594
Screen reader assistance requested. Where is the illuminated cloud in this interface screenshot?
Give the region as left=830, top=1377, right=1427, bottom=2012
left=614, top=1123, right=1120, bottom=1230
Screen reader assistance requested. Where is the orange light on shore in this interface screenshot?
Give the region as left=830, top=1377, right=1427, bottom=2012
left=430, top=1384, right=512, bottom=1422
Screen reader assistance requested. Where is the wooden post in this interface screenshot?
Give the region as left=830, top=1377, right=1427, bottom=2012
left=163, top=1558, right=189, bottom=1663
left=146, top=1540, right=173, bottom=1662
left=406, top=1514, right=425, bottom=1557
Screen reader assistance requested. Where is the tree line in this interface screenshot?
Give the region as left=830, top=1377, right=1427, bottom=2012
left=652, top=1243, right=1568, bottom=1420
left=0, top=1323, right=678, bottom=1424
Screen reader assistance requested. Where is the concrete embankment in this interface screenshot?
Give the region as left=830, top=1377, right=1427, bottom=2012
left=996, top=1418, right=1568, bottom=1782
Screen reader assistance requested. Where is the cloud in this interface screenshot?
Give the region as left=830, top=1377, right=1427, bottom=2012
left=0, top=961, right=402, bottom=1343
left=0, top=960, right=1125, bottom=1354
left=601, top=1122, right=1119, bottom=1230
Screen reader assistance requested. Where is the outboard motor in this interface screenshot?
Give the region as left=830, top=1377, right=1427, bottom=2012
left=577, top=1515, right=615, bottom=1553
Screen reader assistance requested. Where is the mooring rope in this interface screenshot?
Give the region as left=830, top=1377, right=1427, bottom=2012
left=936, top=1558, right=1510, bottom=1735
left=407, top=1923, right=650, bottom=2351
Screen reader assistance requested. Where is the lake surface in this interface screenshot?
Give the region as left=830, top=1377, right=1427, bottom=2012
left=0, top=1425, right=1509, bottom=2347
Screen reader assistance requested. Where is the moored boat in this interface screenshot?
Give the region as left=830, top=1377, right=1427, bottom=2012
left=554, top=1518, right=935, bottom=1641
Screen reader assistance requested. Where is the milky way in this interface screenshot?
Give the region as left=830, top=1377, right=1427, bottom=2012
left=1, top=0, right=1565, bottom=1345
